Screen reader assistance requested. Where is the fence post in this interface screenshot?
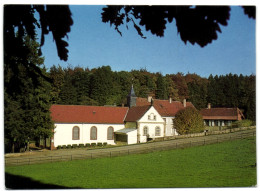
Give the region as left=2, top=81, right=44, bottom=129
left=71, top=155, right=72, bottom=161
left=128, top=149, right=129, bottom=155
left=204, top=139, right=205, bottom=145
left=28, top=158, right=30, bottom=165
left=110, top=151, right=111, bottom=158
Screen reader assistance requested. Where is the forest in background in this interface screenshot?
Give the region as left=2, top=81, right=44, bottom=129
left=49, top=65, right=256, bottom=121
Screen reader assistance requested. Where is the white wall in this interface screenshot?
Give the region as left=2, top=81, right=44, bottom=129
left=53, top=123, right=125, bottom=147
left=139, top=123, right=164, bottom=139
left=138, top=106, right=165, bottom=123
left=127, top=130, right=138, bottom=144
left=162, top=116, right=179, bottom=136
left=164, top=117, right=173, bottom=136
left=137, top=106, right=165, bottom=140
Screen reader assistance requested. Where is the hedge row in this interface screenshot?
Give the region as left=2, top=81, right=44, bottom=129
left=57, top=142, right=108, bottom=149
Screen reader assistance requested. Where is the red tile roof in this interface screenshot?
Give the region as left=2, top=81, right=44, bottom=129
left=200, top=108, right=244, bottom=120
left=124, top=105, right=151, bottom=122
left=136, top=97, right=194, bottom=117
left=50, top=105, right=129, bottom=124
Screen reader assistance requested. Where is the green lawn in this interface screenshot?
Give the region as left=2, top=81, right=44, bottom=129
left=5, top=137, right=256, bottom=188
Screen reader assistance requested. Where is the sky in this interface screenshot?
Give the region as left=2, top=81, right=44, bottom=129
left=39, top=5, right=256, bottom=78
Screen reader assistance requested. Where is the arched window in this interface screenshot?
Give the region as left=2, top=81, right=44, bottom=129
left=90, top=126, right=97, bottom=140
left=143, top=126, right=148, bottom=136
left=107, top=126, right=114, bottom=140
left=155, top=126, right=161, bottom=136
left=72, top=126, right=80, bottom=140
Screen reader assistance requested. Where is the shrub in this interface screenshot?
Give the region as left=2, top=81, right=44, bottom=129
left=91, top=143, right=96, bottom=147
left=173, top=107, right=204, bottom=135
left=67, top=145, right=72, bottom=149
left=85, top=143, right=91, bottom=147
left=57, top=145, right=61, bottom=149
left=79, top=144, right=84, bottom=148
left=62, top=145, right=67, bottom=149
left=232, top=120, right=254, bottom=128
left=103, top=142, right=107, bottom=146
left=72, top=144, right=78, bottom=148
left=97, top=142, right=102, bottom=147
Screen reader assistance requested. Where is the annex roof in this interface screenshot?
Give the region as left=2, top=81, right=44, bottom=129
left=136, top=97, right=194, bottom=117
left=50, top=105, right=129, bottom=124
left=200, top=108, right=244, bottom=120
left=115, top=128, right=137, bottom=134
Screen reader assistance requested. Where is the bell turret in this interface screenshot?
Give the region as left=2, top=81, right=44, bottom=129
left=127, top=84, right=137, bottom=107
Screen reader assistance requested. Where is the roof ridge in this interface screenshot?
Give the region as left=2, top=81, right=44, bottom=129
left=51, top=104, right=129, bottom=109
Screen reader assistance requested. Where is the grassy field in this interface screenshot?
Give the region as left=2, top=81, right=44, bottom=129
left=5, top=137, right=256, bottom=188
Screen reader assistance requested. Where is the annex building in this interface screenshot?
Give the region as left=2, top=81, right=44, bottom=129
left=50, top=86, right=193, bottom=149
left=200, top=103, right=244, bottom=127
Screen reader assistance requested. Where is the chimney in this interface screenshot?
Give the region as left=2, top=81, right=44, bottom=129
left=207, top=103, right=211, bottom=109
left=169, top=96, right=172, bottom=103
left=148, top=95, right=152, bottom=103
left=183, top=99, right=186, bottom=107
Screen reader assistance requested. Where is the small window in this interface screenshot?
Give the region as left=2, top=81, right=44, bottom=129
left=143, top=126, right=148, bottom=136
left=155, top=126, right=161, bottom=136
left=148, top=113, right=156, bottom=120
left=90, top=126, right=97, bottom=140
left=72, top=126, right=80, bottom=140
left=107, top=126, right=114, bottom=140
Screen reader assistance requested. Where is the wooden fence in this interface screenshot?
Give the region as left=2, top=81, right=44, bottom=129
left=5, top=130, right=256, bottom=166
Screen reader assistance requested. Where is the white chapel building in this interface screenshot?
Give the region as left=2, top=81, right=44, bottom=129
left=50, top=86, right=193, bottom=149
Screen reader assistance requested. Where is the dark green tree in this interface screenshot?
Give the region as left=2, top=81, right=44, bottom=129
left=49, top=65, right=65, bottom=104
left=244, top=75, right=256, bottom=121
left=186, top=73, right=208, bottom=110
left=58, top=68, right=78, bottom=105
left=114, top=71, right=133, bottom=105
left=4, top=36, right=54, bottom=153
left=90, top=66, right=115, bottom=106
left=155, top=73, right=167, bottom=99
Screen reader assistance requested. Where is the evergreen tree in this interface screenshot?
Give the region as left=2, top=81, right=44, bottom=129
left=72, top=67, right=91, bottom=104
left=207, top=74, right=217, bottom=107
left=114, top=71, right=133, bottom=105
left=49, top=65, right=65, bottom=104
left=90, top=66, right=114, bottom=106
left=58, top=67, right=78, bottom=104
left=4, top=36, right=54, bottom=153
left=155, top=73, right=167, bottom=99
